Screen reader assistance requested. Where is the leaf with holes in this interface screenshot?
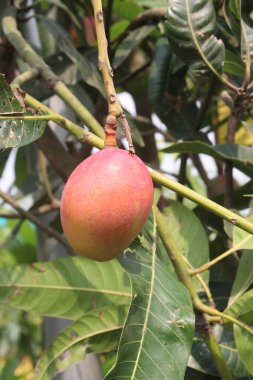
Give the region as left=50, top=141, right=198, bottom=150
left=0, top=74, right=25, bottom=114
left=34, top=307, right=125, bottom=380
left=105, top=212, right=195, bottom=380
left=0, top=256, right=131, bottom=320
left=165, top=0, right=225, bottom=76
left=0, top=111, right=47, bottom=149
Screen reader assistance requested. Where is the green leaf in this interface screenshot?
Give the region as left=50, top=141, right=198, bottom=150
left=113, top=25, right=155, bottom=69
left=223, top=0, right=241, bottom=39
left=165, top=0, right=225, bottom=76
left=228, top=250, right=253, bottom=309
left=113, top=0, right=143, bottom=22
left=162, top=141, right=253, bottom=177
left=0, top=220, right=36, bottom=268
left=226, top=290, right=253, bottom=375
left=38, top=17, right=105, bottom=96
left=105, top=212, right=195, bottom=380
left=34, top=307, right=125, bottom=380
left=163, top=201, right=209, bottom=288
left=0, top=74, right=25, bottom=115
left=0, top=111, right=47, bottom=149
left=189, top=325, right=250, bottom=378
left=233, top=214, right=253, bottom=250
left=0, top=256, right=131, bottom=320
left=45, top=0, right=81, bottom=27
left=224, top=50, right=245, bottom=77
left=137, top=0, right=166, bottom=7
left=148, top=38, right=173, bottom=107
left=241, top=22, right=253, bottom=72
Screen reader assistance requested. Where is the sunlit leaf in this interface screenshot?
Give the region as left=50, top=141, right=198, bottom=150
left=0, top=257, right=131, bottom=320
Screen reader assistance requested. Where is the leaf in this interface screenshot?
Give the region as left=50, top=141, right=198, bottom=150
left=0, top=256, right=131, bottom=320
left=137, top=0, right=166, bottom=7
left=228, top=250, right=253, bottom=309
left=241, top=21, right=253, bottom=72
left=163, top=201, right=210, bottom=289
left=0, top=110, right=47, bottom=149
left=45, top=0, right=81, bottom=27
left=224, top=49, right=245, bottom=77
left=226, top=290, right=253, bottom=375
left=0, top=74, right=25, bottom=115
left=233, top=214, right=253, bottom=250
left=189, top=324, right=250, bottom=378
left=148, top=38, right=173, bottom=107
left=105, top=212, right=195, bottom=380
left=113, top=25, right=155, bottom=69
left=34, top=307, right=125, bottom=380
left=162, top=141, right=253, bottom=177
left=223, top=0, right=241, bottom=40
left=38, top=17, right=105, bottom=96
left=113, top=0, right=143, bottom=22
left=165, top=0, right=225, bottom=76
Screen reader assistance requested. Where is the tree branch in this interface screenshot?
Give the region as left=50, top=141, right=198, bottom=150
left=0, top=189, right=73, bottom=253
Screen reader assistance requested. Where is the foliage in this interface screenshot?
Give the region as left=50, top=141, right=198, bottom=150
left=0, top=0, right=253, bottom=379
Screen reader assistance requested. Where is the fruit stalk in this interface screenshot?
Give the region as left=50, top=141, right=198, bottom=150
left=92, top=0, right=135, bottom=153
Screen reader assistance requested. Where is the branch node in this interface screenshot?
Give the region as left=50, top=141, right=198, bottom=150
left=97, top=10, right=103, bottom=22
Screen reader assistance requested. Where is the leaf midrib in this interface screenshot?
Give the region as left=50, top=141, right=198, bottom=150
left=0, top=283, right=131, bottom=298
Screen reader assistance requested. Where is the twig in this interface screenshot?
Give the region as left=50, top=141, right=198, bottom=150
left=92, top=0, right=135, bottom=153
left=11, top=68, right=39, bottom=87
left=38, top=150, right=55, bottom=203
left=190, top=234, right=253, bottom=275
left=0, top=189, right=73, bottom=254
left=193, top=76, right=217, bottom=131
left=0, top=202, right=60, bottom=219
left=115, top=61, right=151, bottom=86
left=190, top=154, right=212, bottom=194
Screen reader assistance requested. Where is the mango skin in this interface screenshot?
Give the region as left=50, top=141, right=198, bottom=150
left=60, top=148, right=154, bottom=261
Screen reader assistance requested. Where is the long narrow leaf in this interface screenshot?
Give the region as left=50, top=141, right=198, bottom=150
left=105, top=212, right=195, bottom=379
